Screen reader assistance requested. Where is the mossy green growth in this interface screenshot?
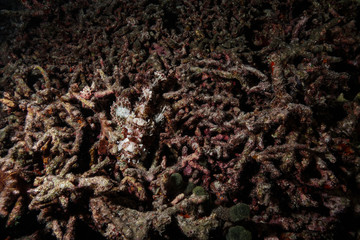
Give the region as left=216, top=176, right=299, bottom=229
left=169, top=173, right=184, bottom=189
left=167, top=173, right=184, bottom=196
left=353, top=92, right=360, bottom=102
left=226, top=226, right=252, bottom=240
left=184, top=181, right=195, bottom=195
left=336, top=93, right=348, bottom=103
left=192, top=186, right=207, bottom=196
left=229, top=203, right=250, bottom=222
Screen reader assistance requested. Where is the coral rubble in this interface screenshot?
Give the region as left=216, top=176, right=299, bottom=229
left=1, top=0, right=360, bottom=239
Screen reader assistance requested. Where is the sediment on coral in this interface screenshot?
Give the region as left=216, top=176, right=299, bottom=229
left=1, top=0, right=360, bottom=239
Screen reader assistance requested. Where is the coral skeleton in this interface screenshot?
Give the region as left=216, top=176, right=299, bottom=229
left=0, top=0, right=359, bottom=239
